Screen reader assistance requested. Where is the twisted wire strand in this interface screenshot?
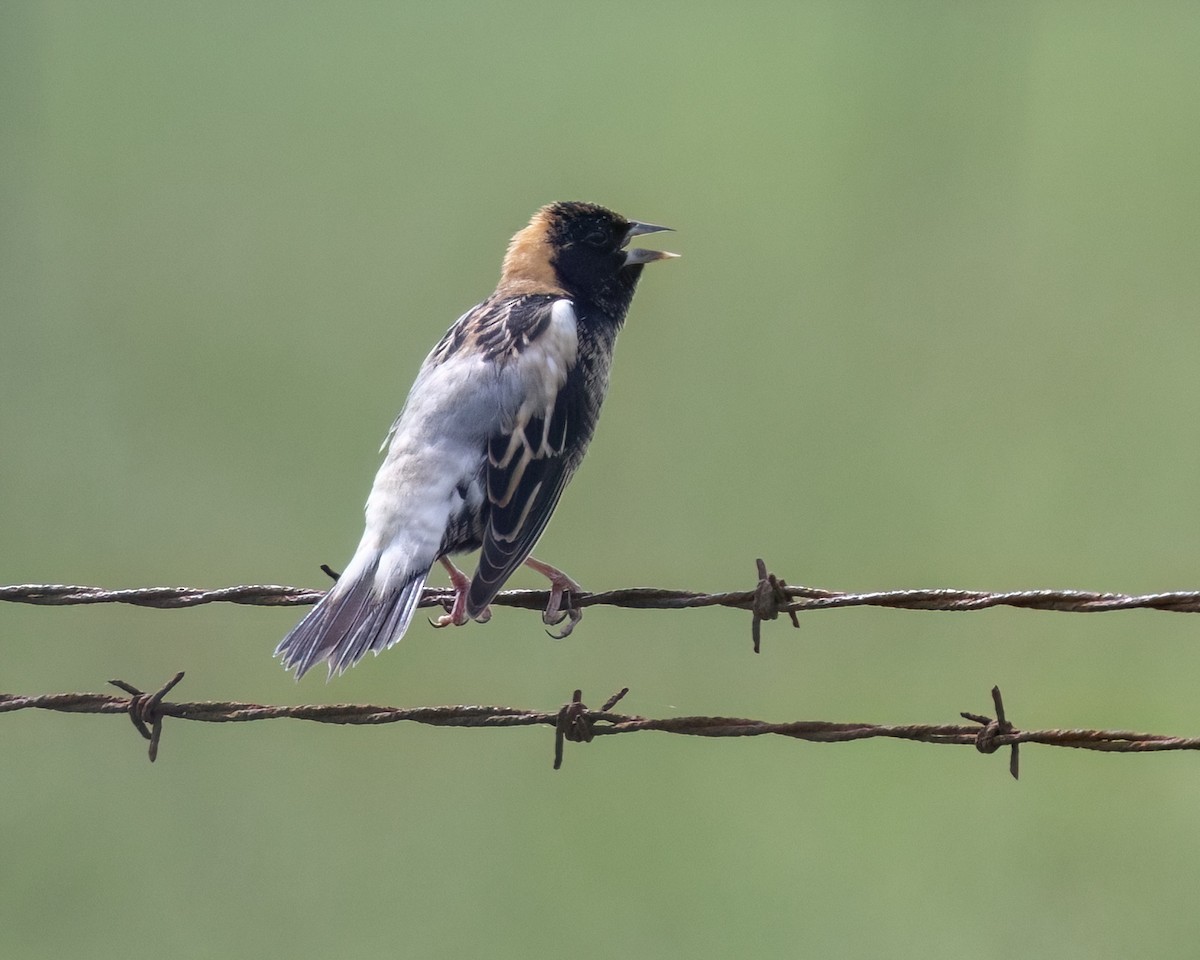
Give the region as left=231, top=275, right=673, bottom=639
left=4, top=580, right=1200, bottom=613
left=3, top=681, right=1197, bottom=774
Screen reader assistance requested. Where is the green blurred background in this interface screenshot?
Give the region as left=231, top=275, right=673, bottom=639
left=5, top=2, right=1200, bottom=957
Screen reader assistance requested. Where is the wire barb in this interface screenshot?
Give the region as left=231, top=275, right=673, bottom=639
left=108, top=671, right=185, bottom=762
left=961, top=686, right=1019, bottom=779
left=553, top=687, right=631, bottom=769
left=751, top=558, right=802, bottom=652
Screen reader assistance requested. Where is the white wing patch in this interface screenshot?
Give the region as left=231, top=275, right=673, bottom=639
left=519, top=299, right=578, bottom=397
left=486, top=299, right=577, bottom=502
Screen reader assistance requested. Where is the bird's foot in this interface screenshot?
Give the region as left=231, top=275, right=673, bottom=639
left=430, top=556, right=489, bottom=628
left=525, top=556, right=584, bottom=639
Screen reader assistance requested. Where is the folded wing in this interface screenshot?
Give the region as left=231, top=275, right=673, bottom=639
left=465, top=299, right=585, bottom=616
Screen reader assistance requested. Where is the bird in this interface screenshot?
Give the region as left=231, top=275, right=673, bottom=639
left=275, top=201, right=678, bottom=678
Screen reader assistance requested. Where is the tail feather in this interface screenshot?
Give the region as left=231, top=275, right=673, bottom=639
left=329, top=573, right=427, bottom=676
left=275, top=560, right=430, bottom=679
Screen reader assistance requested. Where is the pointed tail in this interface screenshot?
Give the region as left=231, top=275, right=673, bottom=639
left=275, top=557, right=430, bottom=679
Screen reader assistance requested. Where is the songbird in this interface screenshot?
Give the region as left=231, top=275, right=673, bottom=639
left=276, top=201, right=677, bottom=678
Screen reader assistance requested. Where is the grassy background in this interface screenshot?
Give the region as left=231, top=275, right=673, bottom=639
left=5, top=3, right=1200, bottom=957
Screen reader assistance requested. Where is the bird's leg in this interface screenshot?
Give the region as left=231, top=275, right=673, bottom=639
left=524, top=555, right=584, bottom=638
left=431, top=556, right=491, bottom=627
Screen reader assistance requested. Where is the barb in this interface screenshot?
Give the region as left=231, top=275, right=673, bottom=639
left=554, top=686, right=630, bottom=770
left=962, top=686, right=1020, bottom=779
left=4, top=680, right=1198, bottom=774
left=108, top=672, right=185, bottom=762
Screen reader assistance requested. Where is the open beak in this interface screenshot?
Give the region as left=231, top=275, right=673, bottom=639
left=622, top=220, right=680, bottom=266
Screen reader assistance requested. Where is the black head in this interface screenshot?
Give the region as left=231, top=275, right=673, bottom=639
left=498, top=201, right=675, bottom=314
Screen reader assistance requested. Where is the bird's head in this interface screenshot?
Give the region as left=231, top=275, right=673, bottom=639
left=499, top=201, right=677, bottom=309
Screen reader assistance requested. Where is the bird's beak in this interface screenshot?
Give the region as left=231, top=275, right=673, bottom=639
left=623, top=220, right=680, bottom=265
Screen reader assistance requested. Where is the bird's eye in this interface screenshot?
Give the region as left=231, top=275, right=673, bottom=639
left=582, top=231, right=609, bottom=248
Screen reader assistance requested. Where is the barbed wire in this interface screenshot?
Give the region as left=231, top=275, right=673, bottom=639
left=5, top=559, right=1200, bottom=652
left=7, top=561, right=1198, bottom=773
left=3, top=677, right=1197, bottom=775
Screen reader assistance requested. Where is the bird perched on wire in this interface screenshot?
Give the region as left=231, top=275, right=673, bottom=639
left=276, top=201, right=677, bottom=678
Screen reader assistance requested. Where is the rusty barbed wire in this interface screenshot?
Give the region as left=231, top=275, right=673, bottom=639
left=5, top=558, right=1200, bottom=650
left=6, top=563, right=1197, bottom=773
left=4, top=676, right=1198, bottom=775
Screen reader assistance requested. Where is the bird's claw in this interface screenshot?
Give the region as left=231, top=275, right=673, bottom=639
left=430, top=601, right=491, bottom=629
left=542, top=588, right=582, bottom=639
left=523, top=556, right=584, bottom=640
left=545, top=605, right=582, bottom=639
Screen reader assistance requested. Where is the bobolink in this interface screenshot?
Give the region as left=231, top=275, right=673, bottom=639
left=276, top=201, right=677, bottom=678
